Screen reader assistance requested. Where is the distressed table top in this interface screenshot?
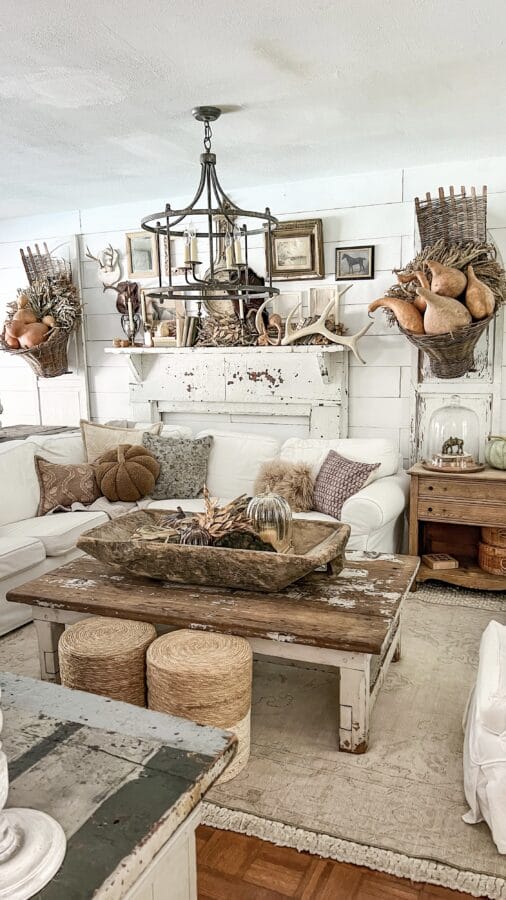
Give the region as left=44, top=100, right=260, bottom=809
left=8, top=553, right=419, bottom=655
left=1, top=672, right=235, bottom=900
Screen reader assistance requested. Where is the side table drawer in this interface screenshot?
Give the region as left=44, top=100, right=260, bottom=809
left=419, top=478, right=506, bottom=503
left=418, top=498, right=506, bottom=526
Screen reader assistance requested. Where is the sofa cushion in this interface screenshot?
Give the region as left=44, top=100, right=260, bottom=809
left=280, top=438, right=398, bottom=483
left=0, top=440, right=39, bottom=527
left=25, top=431, right=85, bottom=465
left=0, top=535, right=46, bottom=580
left=196, top=430, right=280, bottom=497
left=146, top=498, right=218, bottom=513
left=0, top=511, right=108, bottom=557
left=81, top=420, right=163, bottom=463
left=35, top=457, right=101, bottom=515
left=142, top=434, right=212, bottom=500
left=314, top=451, right=380, bottom=519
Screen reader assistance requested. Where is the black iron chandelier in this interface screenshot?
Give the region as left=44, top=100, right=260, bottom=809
left=141, top=106, right=279, bottom=320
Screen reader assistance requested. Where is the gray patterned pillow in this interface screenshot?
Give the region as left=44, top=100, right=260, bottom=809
left=313, top=451, right=380, bottom=520
left=142, top=434, right=213, bottom=500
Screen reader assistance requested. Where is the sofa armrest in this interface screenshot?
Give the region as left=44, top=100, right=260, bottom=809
left=341, top=470, right=410, bottom=534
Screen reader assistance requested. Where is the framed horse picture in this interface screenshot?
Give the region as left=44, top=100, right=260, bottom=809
left=266, top=219, right=324, bottom=281
left=335, top=245, right=375, bottom=281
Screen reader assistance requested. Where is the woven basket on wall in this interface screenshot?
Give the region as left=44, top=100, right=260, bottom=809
left=415, top=186, right=487, bottom=248
left=398, top=315, right=493, bottom=379
left=59, top=616, right=156, bottom=706
left=0, top=327, right=74, bottom=378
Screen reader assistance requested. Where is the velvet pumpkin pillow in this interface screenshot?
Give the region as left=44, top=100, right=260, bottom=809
left=254, top=459, right=314, bottom=512
left=93, top=444, right=160, bottom=502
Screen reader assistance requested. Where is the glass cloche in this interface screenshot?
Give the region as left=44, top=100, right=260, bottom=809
left=424, top=395, right=481, bottom=471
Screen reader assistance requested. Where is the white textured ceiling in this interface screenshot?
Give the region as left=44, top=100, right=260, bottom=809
left=1, top=0, right=506, bottom=218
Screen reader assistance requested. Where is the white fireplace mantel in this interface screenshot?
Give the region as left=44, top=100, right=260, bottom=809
left=105, top=344, right=349, bottom=439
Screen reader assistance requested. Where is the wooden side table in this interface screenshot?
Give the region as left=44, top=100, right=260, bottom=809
left=408, top=462, right=506, bottom=590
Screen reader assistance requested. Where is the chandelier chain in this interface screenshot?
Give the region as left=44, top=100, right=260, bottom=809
left=203, top=121, right=212, bottom=152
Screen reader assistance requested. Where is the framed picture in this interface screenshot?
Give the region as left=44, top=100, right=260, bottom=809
left=266, top=219, right=324, bottom=281
left=335, top=245, right=374, bottom=281
left=125, top=231, right=159, bottom=279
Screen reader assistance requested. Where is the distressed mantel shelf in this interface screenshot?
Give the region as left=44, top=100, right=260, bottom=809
left=106, top=344, right=348, bottom=439
left=104, top=344, right=345, bottom=385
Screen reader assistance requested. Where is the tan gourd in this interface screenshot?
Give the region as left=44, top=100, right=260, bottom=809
left=416, top=287, right=471, bottom=335
left=17, top=293, right=29, bottom=309
left=5, top=320, right=25, bottom=339
left=42, top=314, right=56, bottom=328
left=13, top=309, right=37, bottom=325
left=368, top=297, right=425, bottom=334
left=427, top=260, right=467, bottom=298
left=465, top=265, right=495, bottom=319
left=17, top=322, right=50, bottom=349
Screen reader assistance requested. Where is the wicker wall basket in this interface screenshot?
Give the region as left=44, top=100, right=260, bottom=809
left=147, top=630, right=252, bottom=782
left=399, top=315, right=493, bottom=379
left=415, top=186, right=487, bottom=249
left=59, top=616, right=156, bottom=706
left=0, top=327, right=74, bottom=378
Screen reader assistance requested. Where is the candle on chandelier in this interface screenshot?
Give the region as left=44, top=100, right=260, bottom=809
left=233, top=225, right=243, bottom=265
left=183, top=229, right=191, bottom=263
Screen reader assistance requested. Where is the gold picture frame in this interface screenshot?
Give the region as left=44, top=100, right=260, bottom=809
left=125, top=231, right=159, bottom=279
left=265, top=219, right=324, bottom=281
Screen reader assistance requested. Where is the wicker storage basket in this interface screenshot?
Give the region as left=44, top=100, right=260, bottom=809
left=0, top=327, right=73, bottom=378
left=59, top=616, right=156, bottom=706
left=415, top=187, right=487, bottom=249
left=398, top=315, right=492, bottom=379
left=478, top=541, right=506, bottom=576
left=481, top=527, right=506, bottom=549
left=147, top=630, right=252, bottom=782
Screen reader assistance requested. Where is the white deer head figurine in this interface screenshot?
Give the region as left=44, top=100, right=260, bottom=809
left=85, top=244, right=122, bottom=291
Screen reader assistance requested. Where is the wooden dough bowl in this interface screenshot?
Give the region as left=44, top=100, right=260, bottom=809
left=77, top=510, right=351, bottom=592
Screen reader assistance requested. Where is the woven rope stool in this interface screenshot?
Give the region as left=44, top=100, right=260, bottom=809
left=59, top=617, right=156, bottom=706
left=147, top=630, right=252, bottom=782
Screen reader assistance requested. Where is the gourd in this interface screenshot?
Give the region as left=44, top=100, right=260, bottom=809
left=485, top=435, right=506, bottom=470
left=368, top=297, right=425, bottom=333
left=465, top=265, right=495, bottom=319
left=427, top=260, right=467, bottom=298
left=17, top=322, right=50, bottom=348
left=13, top=309, right=37, bottom=325
left=94, top=444, right=160, bottom=502
left=416, top=287, right=471, bottom=335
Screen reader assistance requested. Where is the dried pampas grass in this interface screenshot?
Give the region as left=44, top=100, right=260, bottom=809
left=254, top=460, right=315, bottom=513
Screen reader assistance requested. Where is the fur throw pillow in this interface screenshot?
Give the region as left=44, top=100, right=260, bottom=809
left=254, top=459, right=314, bottom=512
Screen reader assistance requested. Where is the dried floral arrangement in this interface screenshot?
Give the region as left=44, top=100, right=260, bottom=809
left=132, top=487, right=275, bottom=552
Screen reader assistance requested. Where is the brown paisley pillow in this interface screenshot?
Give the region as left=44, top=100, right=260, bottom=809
left=35, top=456, right=101, bottom=516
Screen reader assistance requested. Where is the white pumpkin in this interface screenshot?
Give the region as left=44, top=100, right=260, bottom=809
left=485, top=436, right=506, bottom=470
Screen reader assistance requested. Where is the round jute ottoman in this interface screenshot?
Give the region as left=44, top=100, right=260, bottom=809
left=59, top=617, right=156, bottom=706
left=147, top=630, right=252, bottom=782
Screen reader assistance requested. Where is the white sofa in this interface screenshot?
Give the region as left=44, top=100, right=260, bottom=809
left=0, top=428, right=409, bottom=636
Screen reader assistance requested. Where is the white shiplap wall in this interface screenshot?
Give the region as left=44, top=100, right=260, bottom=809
left=1, top=155, right=506, bottom=457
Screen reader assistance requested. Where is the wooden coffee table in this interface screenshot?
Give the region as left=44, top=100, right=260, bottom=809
left=7, top=552, right=419, bottom=754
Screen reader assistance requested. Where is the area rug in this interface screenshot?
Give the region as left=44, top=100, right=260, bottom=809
left=203, top=587, right=506, bottom=899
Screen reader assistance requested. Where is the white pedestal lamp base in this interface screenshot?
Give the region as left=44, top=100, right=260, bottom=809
left=0, top=808, right=66, bottom=900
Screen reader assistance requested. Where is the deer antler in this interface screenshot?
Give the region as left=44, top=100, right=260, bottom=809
left=281, top=288, right=371, bottom=364
left=85, top=244, right=121, bottom=291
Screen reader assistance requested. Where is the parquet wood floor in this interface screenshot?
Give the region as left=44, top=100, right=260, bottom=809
left=196, top=826, right=481, bottom=900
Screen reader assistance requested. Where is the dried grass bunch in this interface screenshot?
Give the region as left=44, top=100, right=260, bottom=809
left=21, top=275, right=81, bottom=332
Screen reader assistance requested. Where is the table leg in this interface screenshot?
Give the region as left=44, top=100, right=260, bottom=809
left=392, top=627, right=402, bottom=662
left=33, top=618, right=64, bottom=683
left=338, top=664, right=370, bottom=754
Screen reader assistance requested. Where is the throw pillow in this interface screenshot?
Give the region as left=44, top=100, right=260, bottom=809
left=142, top=434, right=213, bottom=500
left=80, top=420, right=162, bottom=463
left=93, top=444, right=160, bottom=502
left=313, top=451, right=380, bottom=520
left=254, top=460, right=314, bottom=512
left=35, top=456, right=101, bottom=516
